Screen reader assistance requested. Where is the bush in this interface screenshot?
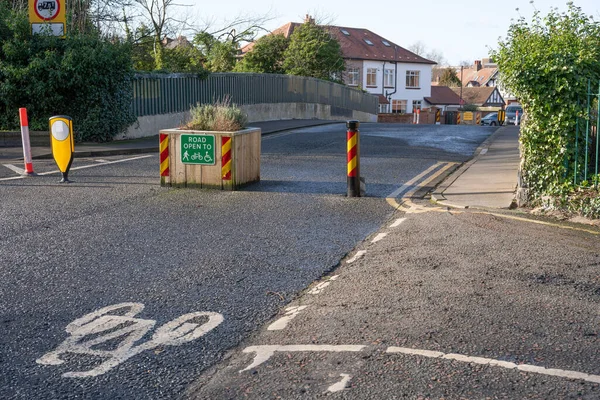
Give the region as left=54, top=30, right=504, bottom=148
left=0, top=6, right=136, bottom=142
left=182, top=98, right=247, bottom=131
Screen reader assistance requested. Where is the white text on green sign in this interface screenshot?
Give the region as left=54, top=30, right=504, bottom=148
left=181, top=134, right=215, bottom=165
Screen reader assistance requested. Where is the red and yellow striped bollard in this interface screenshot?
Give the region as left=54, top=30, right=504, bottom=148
left=456, top=112, right=461, bottom=125
left=347, top=120, right=360, bottom=197
left=476, top=112, right=481, bottom=125
left=222, top=136, right=232, bottom=181
left=159, top=133, right=169, bottom=185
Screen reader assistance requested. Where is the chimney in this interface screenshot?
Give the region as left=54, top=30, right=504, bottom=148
left=304, top=14, right=315, bottom=24
left=474, top=60, right=482, bottom=71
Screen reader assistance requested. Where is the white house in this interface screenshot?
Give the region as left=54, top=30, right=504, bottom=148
left=241, top=17, right=436, bottom=114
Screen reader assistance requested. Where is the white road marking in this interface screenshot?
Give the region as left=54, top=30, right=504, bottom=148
left=240, top=345, right=366, bottom=372
left=388, top=162, right=458, bottom=212
left=327, top=373, right=352, bottom=393
left=386, top=162, right=444, bottom=201
left=480, top=148, right=488, bottom=155
left=267, top=306, right=308, bottom=331
left=371, top=233, right=388, bottom=243
left=2, top=164, right=25, bottom=175
left=389, top=217, right=406, bottom=228
left=386, top=346, right=600, bottom=384
left=0, top=155, right=154, bottom=182
left=346, top=250, right=367, bottom=264
left=37, top=302, right=223, bottom=378
left=308, top=275, right=339, bottom=295
left=95, top=159, right=109, bottom=163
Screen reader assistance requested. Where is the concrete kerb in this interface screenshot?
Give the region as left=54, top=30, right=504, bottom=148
left=430, top=126, right=514, bottom=210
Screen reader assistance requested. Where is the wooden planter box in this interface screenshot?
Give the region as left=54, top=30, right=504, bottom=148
left=159, top=127, right=260, bottom=190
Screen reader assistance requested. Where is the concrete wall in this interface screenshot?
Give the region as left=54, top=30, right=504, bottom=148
left=119, top=102, right=377, bottom=140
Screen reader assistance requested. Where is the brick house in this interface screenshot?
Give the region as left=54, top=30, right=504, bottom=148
left=241, top=17, right=436, bottom=114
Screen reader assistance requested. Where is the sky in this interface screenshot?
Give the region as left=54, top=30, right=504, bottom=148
left=181, top=0, right=600, bottom=66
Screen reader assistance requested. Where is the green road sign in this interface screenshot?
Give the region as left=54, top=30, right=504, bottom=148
left=180, top=134, right=215, bottom=165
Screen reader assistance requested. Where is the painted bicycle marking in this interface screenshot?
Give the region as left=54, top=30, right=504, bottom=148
left=37, top=302, right=224, bottom=378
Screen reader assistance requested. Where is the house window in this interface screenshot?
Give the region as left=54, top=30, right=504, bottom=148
left=366, top=68, right=377, bottom=87
left=384, top=69, right=394, bottom=87
left=364, top=39, right=374, bottom=45
left=406, top=70, right=420, bottom=88
left=347, top=68, right=359, bottom=86
left=412, top=100, right=422, bottom=111
left=382, top=40, right=391, bottom=47
left=391, top=100, right=407, bottom=114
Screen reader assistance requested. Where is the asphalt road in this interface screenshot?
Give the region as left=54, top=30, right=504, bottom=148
left=0, top=123, right=496, bottom=399
left=189, top=205, right=600, bottom=399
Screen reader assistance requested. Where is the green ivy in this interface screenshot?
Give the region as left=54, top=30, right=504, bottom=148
left=0, top=6, right=135, bottom=142
left=492, top=2, right=600, bottom=215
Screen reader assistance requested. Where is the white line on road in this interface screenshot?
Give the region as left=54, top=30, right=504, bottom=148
left=308, top=275, right=339, bottom=295
left=267, top=306, right=308, bottom=331
left=327, top=373, right=352, bottom=393
left=371, top=233, right=388, bottom=243
left=0, top=155, right=154, bottom=182
left=387, top=162, right=444, bottom=201
left=2, top=164, right=25, bottom=175
left=389, top=218, right=406, bottom=228
left=346, top=250, right=367, bottom=264
left=240, top=345, right=366, bottom=372
left=386, top=346, right=600, bottom=384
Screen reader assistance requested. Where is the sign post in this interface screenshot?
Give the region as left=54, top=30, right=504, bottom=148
left=29, top=0, right=66, bottom=37
left=180, top=134, right=216, bottom=165
left=49, top=116, right=74, bottom=183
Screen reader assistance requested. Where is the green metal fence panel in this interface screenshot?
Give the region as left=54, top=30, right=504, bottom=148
left=131, top=73, right=378, bottom=118
left=566, top=79, right=600, bottom=187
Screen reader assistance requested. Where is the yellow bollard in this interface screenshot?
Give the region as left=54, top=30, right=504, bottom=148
left=49, top=116, right=74, bottom=183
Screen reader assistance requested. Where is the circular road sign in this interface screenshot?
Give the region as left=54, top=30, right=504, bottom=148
left=34, top=0, right=60, bottom=21
left=51, top=120, right=69, bottom=141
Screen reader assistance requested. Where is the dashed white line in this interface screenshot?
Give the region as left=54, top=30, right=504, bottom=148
left=371, top=233, right=388, bottom=243
left=346, top=250, right=366, bottom=264
left=389, top=217, right=406, bottom=228
left=327, top=373, right=352, bottom=393
left=386, top=346, right=600, bottom=384
left=240, top=345, right=366, bottom=372
left=267, top=306, right=308, bottom=331
left=308, top=275, right=339, bottom=295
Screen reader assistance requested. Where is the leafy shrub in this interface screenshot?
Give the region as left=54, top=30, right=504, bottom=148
left=0, top=6, right=135, bottom=142
left=182, top=98, right=247, bottom=131
left=492, top=3, right=600, bottom=218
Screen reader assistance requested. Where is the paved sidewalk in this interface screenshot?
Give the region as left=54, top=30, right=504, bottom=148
left=432, top=126, right=520, bottom=209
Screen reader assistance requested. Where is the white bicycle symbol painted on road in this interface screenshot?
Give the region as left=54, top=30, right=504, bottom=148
left=36, top=302, right=224, bottom=378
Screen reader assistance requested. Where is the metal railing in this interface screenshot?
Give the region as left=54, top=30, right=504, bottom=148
left=131, top=73, right=378, bottom=117
left=568, top=79, right=600, bottom=187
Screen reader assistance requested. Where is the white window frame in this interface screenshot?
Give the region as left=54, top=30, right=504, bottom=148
left=347, top=68, right=359, bottom=86
left=406, top=70, right=420, bottom=89
left=412, top=100, right=422, bottom=111
left=384, top=69, right=394, bottom=87
left=391, top=99, right=407, bottom=114
left=366, top=68, right=377, bottom=87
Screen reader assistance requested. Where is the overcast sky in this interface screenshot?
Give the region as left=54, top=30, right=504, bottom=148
left=182, top=0, right=600, bottom=66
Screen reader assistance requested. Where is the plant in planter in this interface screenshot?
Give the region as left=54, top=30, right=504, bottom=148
left=182, top=98, right=248, bottom=132
left=160, top=98, right=260, bottom=190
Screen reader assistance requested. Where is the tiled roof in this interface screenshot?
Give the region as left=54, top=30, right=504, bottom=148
left=450, top=86, right=498, bottom=106
left=241, top=22, right=435, bottom=65
left=459, top=66, right=498, bottom=87
left=424, top=86, right=461, bottom=105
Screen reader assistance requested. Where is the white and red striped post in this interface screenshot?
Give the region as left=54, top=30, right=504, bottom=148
left=19, top=108, right=34, bottom=175
left=515, top=110, right=520, bottom=126
left=416, top=108, right=421, bottom=124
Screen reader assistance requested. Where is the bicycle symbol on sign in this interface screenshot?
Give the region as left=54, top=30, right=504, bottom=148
left=36, top=302, right=224, bottom=378
left=191, top=152, right=203, bottom=161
